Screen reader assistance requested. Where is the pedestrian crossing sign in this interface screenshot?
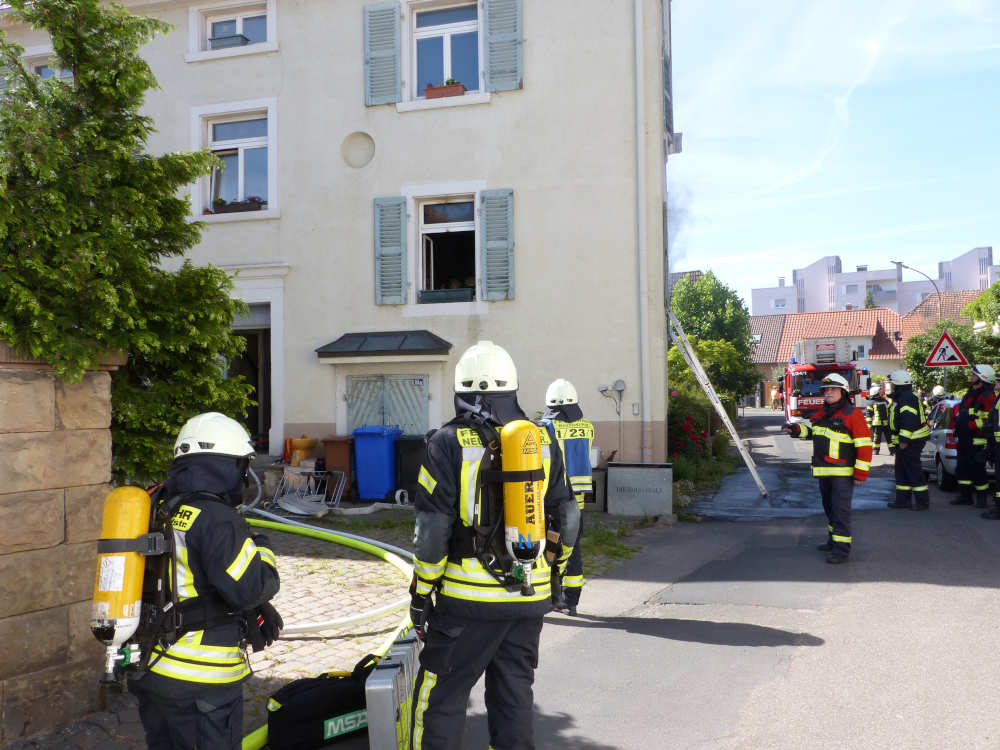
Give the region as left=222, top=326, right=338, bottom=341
left=925, top=331, right=968, bottom=367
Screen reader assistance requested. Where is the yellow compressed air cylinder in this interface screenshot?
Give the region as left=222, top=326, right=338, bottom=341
left=90, top=486, right=151, bottom=651
left=500, top=420, right=545, bottom=563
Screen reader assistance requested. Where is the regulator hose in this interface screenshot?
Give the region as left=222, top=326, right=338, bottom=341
left=241, top=513, right=415, bottom=750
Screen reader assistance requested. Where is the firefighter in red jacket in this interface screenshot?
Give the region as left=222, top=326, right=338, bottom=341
left=783, top=373, right=872, bottom=564
left=951, top=364, right=997, bottom=508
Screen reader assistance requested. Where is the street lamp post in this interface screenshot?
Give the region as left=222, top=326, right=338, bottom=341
left=892, top=260, right=946, bottom=393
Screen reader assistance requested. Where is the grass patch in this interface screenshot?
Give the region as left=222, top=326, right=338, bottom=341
left=581, top=517, right=646, bottom=577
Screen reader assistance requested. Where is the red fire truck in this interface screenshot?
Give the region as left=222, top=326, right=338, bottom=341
left=779, top=339, right=868, bottom=424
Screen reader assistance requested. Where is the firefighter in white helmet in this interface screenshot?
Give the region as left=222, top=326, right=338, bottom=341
left=952, top=364, right=996, bottom=508
left=540, top=378, right=595, bottom=615
left=782, top=373, right=872, bottom=563
left=408, top=342, right=578, bottom=749
left=866, top=383, right=890, bottom=455
left=886, top=370, right=931, bottom=510
left=129, top=413, right=281, bottom=750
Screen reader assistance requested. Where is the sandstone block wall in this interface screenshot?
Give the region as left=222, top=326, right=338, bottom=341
left=0, top=356, right=121, bottom=747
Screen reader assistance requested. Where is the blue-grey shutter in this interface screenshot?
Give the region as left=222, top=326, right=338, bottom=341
left=484, top=0, right=522, bottom=92
left=480, top=189, right=514, bottom=301
left=374, top=197, right=407, bottom=305
left=364, top=2, right=401, bottom=106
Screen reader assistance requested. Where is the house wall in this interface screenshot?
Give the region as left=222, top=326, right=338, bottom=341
left=1, top=0, right=670, bottom=465
left=0, top=347, right=123, bottom=745
left=131, top=0, right=669, bottom=460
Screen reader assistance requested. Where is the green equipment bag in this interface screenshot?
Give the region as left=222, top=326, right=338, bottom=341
left=266, top=654, right=379, bottom=750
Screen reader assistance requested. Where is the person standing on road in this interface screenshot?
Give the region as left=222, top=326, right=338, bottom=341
left=408, top=341, right=578, bottom=750
left=886, top=370, right=931, bottom=510
left=983, top=378, right=1000, bottom=520
left=951, top=364, right=996, bottom=508
left=540, top=378, right=595, bottom=616
left=783, top=373, right=872, bottom=564
left=866, top=384, right=890, bottom=455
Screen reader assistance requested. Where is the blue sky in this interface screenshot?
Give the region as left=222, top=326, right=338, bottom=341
left=666, top=0, right=1000, bottom=311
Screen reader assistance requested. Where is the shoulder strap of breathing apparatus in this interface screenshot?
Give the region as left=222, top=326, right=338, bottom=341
left=133, top=488, right=242, bottom=673
left=445, top=413, right=545, bottom=593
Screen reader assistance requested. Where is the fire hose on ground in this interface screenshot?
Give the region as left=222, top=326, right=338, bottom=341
left=240, top=508, right=415, bottom=750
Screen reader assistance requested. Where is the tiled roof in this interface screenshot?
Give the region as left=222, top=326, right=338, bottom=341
left=775, top=308, right=902, bottom=362
left=900, top=290, right=984, bottom=344
left=750, top=314, right=785, bottom=364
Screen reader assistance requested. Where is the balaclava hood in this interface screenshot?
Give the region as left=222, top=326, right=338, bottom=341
left=542, top=403, right=584, bottom=423
left=454, top=391, right=527, bottom=426
left=165, top=454, right=248, bottom=505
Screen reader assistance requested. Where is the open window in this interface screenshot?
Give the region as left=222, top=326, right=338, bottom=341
left=418, top=199, right=475, bottom=303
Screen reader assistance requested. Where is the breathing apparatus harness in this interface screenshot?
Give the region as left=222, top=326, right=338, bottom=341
left=131, top=486, right=247, bottom=675
left=444, top=411, right=559, bottom=595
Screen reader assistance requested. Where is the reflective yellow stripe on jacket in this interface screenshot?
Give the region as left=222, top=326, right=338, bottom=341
left=439, top=427, right=554, bottom=605
left=154, top=506, right=250, bottom=684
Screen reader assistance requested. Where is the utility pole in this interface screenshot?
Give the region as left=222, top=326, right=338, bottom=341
left=893, top=260, right=945, bottom=392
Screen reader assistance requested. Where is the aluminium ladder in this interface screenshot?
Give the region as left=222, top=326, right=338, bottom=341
left=667, top=308, right=768, bottom=498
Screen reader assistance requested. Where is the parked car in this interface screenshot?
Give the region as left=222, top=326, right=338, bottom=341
left=921, top=398, right=995, bottom=490
left=921, top=399, right=959, bottom=489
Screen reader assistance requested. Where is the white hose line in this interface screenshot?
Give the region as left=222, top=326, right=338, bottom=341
left=278, top=597, right=411, bottom=636
left=245, top=509, right=415, bottom=637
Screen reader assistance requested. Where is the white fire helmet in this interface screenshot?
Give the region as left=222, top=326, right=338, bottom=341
left=931, top=385, right=945, bottom=397
left=173, top=412, right=254, bottom=459
left=545, top=378, right=579, bottom=406
left=889, top=369, right=912, bottom=386
left=454, top=341, right=518, bottom=393
left=972, top=364, right=996, bottom=385
left=821, top=373, right=850, bottom=393
left=868, top=384, right=881, bottom=398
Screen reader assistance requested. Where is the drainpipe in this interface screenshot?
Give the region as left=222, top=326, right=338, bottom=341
left=634, top=0, right=652, bottom=461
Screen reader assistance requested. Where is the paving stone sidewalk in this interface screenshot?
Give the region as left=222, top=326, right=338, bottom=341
left=4, top=516, right=414, bottom=750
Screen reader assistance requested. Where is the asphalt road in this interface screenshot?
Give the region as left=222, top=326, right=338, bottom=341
left=461, top=408, right=1000, bottom=749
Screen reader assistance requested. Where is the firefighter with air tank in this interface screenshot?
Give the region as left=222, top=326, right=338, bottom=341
left=540, top=378, right=595, bottom=615
left=91, top=413, right=282, bottom=750
left=408, top=341, right=578, bottom=750
left=886, top=370, right=931, bottom=510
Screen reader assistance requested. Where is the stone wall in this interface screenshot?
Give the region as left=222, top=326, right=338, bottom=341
left=0, top=347, right=124, bottom=747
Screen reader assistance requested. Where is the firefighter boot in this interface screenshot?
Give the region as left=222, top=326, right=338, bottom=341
left=982, top=499, right=1000, bottom=520
left=976, top=492, right=990, bottom=509
left=950, top=485, right=974, bottom=505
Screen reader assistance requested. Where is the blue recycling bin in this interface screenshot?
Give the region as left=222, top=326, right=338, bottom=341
left=352, top=425, right=404, bottom=500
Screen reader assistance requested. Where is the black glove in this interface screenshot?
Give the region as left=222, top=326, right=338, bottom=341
left=244, top=602, right=283, bottom=652
left=408, top=577, right=433, bottom=640
left=257, top=601, right=283, bottom=645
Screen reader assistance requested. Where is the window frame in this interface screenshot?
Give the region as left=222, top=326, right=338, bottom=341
left=191, top=99, right=279, bottom=222
left=773, top=298, right=786, bottom=309
left=416, top=196, right=477, bottom=302
left=208, top=115, right=269, bottom=209
left=401, top=180, right=489, bottom=316
left=397, top=0, right=491, bottom=111
left=186, top=0, right=278, bottom=63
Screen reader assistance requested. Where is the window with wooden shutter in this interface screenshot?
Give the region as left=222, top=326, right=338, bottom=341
left=374, top=197, right=407, bottom=304
left=484, top=0, right=522, bottom=92
left=364, top=2, right=401, bottom=106
left=480, top=189, right=514, bottom=301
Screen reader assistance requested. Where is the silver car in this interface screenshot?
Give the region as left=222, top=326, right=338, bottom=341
left=921, top=399, right=959, bottom=490
left=920, top=397, right=995, bottom=490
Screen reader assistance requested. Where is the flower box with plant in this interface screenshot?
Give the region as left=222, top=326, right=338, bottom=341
left=211, top=196, right=265, bottom=214
left=424, top=78, right=466, bottom=99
